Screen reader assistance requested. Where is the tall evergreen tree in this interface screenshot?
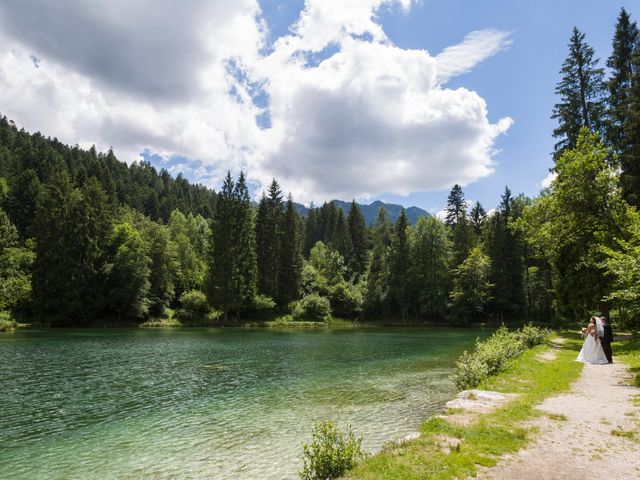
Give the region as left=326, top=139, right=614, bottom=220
left=606, top=8, right=639, bottom=154
left=389, top=209, right=412, bottom=322
left=364, top=208, right=392, bottom=317
left=32, top=172, right=110, bottom=324
left=469, top=201, right=486, bottom=236
left=208, top=172, right=236, bottom=320
left=622, top=32, right=640, bottom=206
left=332, top=208, right=352, bottom=258
left=486, top=186, right=525, bottom=321
left=552, top=27, right=606, bottom=158
left=277, top=195, right=302, bottom=307
left=231, top=172, right=258, bottom=317
left=451, top=212, right=476, bottom=266
left=6, top=169, right=41, bottom=239
left=412, top=216, right=451, bottom=320
left=346, top=200, right=368, bottom=278
left=445, top=184, right=466, bottom=228
left=256, top=179, right=283, bottom=299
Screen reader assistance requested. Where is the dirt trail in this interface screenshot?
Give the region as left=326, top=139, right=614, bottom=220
left=475, top=361, right=640, bottom=480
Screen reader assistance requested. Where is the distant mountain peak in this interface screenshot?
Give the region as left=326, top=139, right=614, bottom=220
left=295, top=199, right=429, bottom=225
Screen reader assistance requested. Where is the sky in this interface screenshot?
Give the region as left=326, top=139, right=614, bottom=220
left=0, top=0, right=637, bottom=214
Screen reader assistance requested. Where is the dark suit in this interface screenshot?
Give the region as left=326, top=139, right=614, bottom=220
left=601, top=320, right=613, bottom=364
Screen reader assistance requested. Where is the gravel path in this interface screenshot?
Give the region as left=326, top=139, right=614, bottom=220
left=475, top=361, right=640, bottom=480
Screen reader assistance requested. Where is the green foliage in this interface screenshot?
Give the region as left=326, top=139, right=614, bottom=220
left=278, top=196, right=303, bottom=307
left=175, top=290, right=210, bottom=324
left=453, top=325, right=549, bottom=390
left=0, top=209, right=34, bottom=313
left=104, top=223, right=151, bottom=321
left=388, top=209, right=413, bottom=322
left=449, top=246, right=492, bottom=325
left=0, top=311, right=17, bottom=332
left=602, top=211, right=640, bottom=332
left=300, top=421, right=365, bottom=480
left=256, top=179, right=283, bottom=301
left=412, top=216, right=451, bottom=320
left=552, top=27, right=605, bottom=158
left=346, top=200, right=368, bottom=278
left=291, top=293, right=332, bottom=322
left=519, top=129, right=632, bottom=321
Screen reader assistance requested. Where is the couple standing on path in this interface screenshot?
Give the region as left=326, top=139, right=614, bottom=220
left=576, top=316, right=613, bottom=364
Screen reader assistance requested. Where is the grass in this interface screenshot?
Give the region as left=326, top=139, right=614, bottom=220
left=343, top=334, right=584, bottom=480
left=139, top=317, right=183, bottom=328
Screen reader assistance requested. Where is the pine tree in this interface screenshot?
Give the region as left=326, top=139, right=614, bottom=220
left=231, top=172, right=257, bottom=318
left=412, top=216, right=451, bottom=320
left=256, top=179, right=283, bottom=299
left=622, top=32, right=640, bottom=206
left=277, top=195, right=302, bottom=307
left=332, top=208, right=352, bottom=257
left=6, top=169, right=41, bottom=239
left=208, top=172, right=236, bottom=320
left=469, top=201, right=486, bottom=236
left=389, top=209, right=412, bottom=322
left=606, top=8, right=639, bottom=154
left=552, top=27, right=606, bottom=158
left=346, top=200, right=368, bottom=278
left=445, top=184, right=466, bottom=228
left=364, top=208, right=392, bottom=317
left=486, top=186, right=525, bottom=321
left=304, top=207, right=319, bottom=256
left=451, top=213, right=476, bottom=266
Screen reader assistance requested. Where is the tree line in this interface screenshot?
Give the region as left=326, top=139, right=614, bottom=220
left=2, top=8, right=640, bottom=329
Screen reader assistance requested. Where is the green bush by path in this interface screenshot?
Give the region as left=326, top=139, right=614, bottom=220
left=0, top=311, right=17, bottom=332
left=291, top=293, right=332, bottom=322
left=453, top=324, right=550, bottom=390
left=300, top=421, right=365, bottom=480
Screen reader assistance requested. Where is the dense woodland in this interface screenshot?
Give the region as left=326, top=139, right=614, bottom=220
left=2, top=8, right=640, bottom=330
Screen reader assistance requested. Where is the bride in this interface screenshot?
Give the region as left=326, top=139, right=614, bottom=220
left=576, top=316, right=609, bottom=364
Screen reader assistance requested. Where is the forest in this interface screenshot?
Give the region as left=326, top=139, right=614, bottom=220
left=1, top=8, right=640, bottom=331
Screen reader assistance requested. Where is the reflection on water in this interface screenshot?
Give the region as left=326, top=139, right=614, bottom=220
left=0, top=327, right=486, bottom=479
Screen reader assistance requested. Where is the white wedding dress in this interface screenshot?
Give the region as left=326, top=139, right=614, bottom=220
left=576, top=318, right=609, bottom=364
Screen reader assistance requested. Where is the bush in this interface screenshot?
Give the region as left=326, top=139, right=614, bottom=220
left=300, top=421, right=365, bottom=480
left=175, top=290, right=210, bottom=325
left=329, top=281, right=364, bottom=319
left=291, top=294, right=332, bottom=322
left=0, top=311, right=17, bottom=332
left=453, top=324, right=549, bottom=390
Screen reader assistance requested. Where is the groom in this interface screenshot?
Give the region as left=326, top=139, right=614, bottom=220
left=599, top=316, right=614, bottom=364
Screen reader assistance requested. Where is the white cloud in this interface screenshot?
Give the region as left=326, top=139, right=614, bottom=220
left=435, top=29, right=513, bottom=84
left=540, top=171, right=557, bottom=189
left=0, top=0, right=513, bottom=204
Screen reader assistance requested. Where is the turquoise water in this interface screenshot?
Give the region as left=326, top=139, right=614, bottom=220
left=0, top=327, right=486, bottom=479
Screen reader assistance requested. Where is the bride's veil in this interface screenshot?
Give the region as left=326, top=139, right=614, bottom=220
left=595, top=317, right=605, bottom=338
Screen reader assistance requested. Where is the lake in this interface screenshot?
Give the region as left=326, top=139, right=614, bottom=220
left=0, top=327, right=486, bottom=479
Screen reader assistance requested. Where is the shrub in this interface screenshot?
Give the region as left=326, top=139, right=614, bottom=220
left=329, top=281, right=364, bottom=319
left=299, top=421, right=365, bottom=480
left=453, top=324, right=549, bottom=390
left=175, top=290, right=209, bottom=325
left=291, top=294, right=332, bottom=322
left=0, top=311, right=17, bottom=332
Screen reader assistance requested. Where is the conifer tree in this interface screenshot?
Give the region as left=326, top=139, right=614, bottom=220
left=231, top=172, right=257, bottom=317
left=469, top=201, right=486, bottom=236
left=622, top=31, right=640, bottom=206
left=304, top=207, right=319, bottom=256
left=606, top=8, right=638, bottom=154
left=486, top=186, right=525, bottom=321
left=6, top=169, right=41, bottom=239
left=364, top=208, right=392, bottom=317
left=208, top=172, right=236, bottom=320
left=277, top=195, right=302, bottom=307
left=389, top=209, right=412, bottom=322
left=445, top=184, right=466, bottom=228
left=256, top=179, right=283, bottom=299
left=552, top=27, right=606, bottom=158
left=346, top=200, right=368, bottom=278
left=332, top=208, right=352, bottom=258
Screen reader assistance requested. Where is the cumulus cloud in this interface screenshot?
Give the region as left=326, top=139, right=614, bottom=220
left=0, top=0, right=512, bottom=204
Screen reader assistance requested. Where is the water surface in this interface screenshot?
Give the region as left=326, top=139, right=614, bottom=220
left=0, top=327, right=486, bottom=479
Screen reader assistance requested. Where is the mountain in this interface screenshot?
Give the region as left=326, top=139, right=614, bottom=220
left=294, top=199, right=430, bottom=225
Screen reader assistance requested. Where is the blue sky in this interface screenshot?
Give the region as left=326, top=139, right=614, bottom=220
left=0, top=0, right=638, bottom=214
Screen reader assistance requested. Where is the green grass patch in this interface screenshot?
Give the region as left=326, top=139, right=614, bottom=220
left=614, top=336, right=640, bottom=388
left=139, top=317, right=183, bottom=328
left=344, top=334, right=583, bottom=480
